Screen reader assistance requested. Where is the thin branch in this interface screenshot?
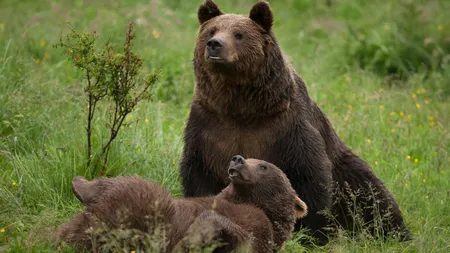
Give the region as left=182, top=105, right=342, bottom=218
left=86, top=69, right=93, bottom=167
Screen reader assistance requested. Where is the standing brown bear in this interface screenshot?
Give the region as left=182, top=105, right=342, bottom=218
left=180, top=0, right=412, bottom=245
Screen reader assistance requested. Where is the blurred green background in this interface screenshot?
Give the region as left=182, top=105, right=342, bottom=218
left=0, top=0, right=449, bottom=252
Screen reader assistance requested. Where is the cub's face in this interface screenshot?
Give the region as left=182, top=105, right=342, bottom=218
left=227, top=155, right=308, bottom=218
left=228, top=156, right=282, bottom=186
left=195, top=0, right=274, bottom=72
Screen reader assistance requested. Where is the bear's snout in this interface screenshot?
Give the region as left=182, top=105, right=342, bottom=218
left=207, top=38, right=223, bottom=57
left=231, top=155, right=245, bottom=166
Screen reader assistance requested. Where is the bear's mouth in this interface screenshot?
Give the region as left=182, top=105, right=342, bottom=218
left=208, top=56, right=224, bottom=62
left=228, top=168, right=240, bottom=178
left=228, top=168, right=251, bottom=183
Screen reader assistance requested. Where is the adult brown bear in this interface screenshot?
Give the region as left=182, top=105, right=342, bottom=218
left=180, top=0, right=412, bottom=245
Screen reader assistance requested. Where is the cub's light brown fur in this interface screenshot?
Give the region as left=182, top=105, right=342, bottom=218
left=54, top=157, right=307, bottom=252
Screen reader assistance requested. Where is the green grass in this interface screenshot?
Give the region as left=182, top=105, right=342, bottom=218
left=0, top=0, right=449, bottom=252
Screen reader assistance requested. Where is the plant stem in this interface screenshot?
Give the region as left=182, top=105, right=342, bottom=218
left=101, top=112, right=126, bottom=168
left=86, top=70, right=93, bottom=168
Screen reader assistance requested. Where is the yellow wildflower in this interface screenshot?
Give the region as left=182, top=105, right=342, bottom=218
left=430, top=121, right=436, bottom=127
left=34, top=58, right=41, bottom=64
left=44, top=52, right=49, bottom=59
left=420, top=172, right=423, bottom=176
left=416, top=89, right=428, bottom=95
left=407, top=155, right=411, bottom=160
left=423, top=178, right=426, bottom=183
left=391, top=128, right=396, bottom=133
left=12, top=181, right=17, bottom=186
left=131, top=251, right=136, bottom=253
left=404, top=183, right=409, bottom=188
left=390, top=111, right=396, bottom=116
left=440, top=170, right=444, bottom=174
left=399, top=112, right=404, bottom=117
left=438, top=25, right=443, bottom=31
left=411, top=94, right=416, bottom=99
left=415, top=103, right=421, bottom=109
left=347, top=104, right=352, bottom=110
left=145, top=119, right=149, bottom=124
left=428, top=116, right=434, bottom=121
left=40, top=40, right=47, bottom=47
left=0, top=228, right=5, bottom=233
left=375, top=161, right=378, bottom=165
left=152, top=30, right=161, bottom=39
left=424, top=100, right=429, bottom=105
left=407, top=115, right=412, bottom=119
left=379, top=105, right=384, bottom=109
left=426, top=195, right=429, bottom=199
left=137, top=148, right=141, bottom=152
left=367, top=139, right=372, bottom=144
left=414, top=158, right=419, bottom=163
left=345, top=76, right=351, bottom=82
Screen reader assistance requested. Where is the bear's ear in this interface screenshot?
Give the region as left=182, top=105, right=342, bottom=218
left=198, top=0, right=223, bottom=25
left=72, top=176, right=94, bottom=205
left=249, top=1, right=273, bottom=32
left=294, top=195, right=308, bottom=218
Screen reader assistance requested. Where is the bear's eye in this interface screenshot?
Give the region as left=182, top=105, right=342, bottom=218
left=209, top=29, right=216, bottom=37
left=234, top=33, right=243, bottom=40
left=259, top=164, right=267, bottom=170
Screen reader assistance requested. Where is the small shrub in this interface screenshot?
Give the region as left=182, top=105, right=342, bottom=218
left=55, top=21, right=161, bottom=175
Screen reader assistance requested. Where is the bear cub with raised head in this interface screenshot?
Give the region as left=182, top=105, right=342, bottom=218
left=53, top=156, right=307, bottom=252
left=181, top=0, right=411, bottom=244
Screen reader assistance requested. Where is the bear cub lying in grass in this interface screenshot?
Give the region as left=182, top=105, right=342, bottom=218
left=53, top=156, right=307, bottom=252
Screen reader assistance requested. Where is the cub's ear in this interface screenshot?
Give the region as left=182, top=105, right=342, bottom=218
left=294, top=195, right=308, bottom=218
left=72, top=176, right=94, bottom=205
left=249, top=1, right=273, bottom=31
left=198, top=0, right=223, bottom=25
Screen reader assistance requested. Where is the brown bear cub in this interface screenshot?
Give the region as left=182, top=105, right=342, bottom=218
left=180, top=0, right=411, bottom=244
left=53, top=156, right=307, bottom=252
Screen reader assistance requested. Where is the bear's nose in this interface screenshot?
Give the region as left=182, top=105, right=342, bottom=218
left=231, top=155, right=245, bottom=165
left=207, top=38, right=223, bottom=51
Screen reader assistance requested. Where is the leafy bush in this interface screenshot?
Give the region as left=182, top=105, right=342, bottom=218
left=55, top=22, right=160, bottom=175
left=344, top=1, right=450, bottom=79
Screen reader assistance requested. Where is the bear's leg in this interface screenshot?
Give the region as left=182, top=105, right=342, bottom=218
left=174, top=210, right=252, bottom=253
left=291, top=178, right=332, bottom=246
left=52, top=212, right=95, bottom=250
left=180, top=150, right=227, bottom=197
left=275, top=122, right=335, bottom=246
left=332, top=152, right=412, bottom=241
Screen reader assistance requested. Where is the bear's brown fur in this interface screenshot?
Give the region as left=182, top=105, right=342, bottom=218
left=180, top=0, right=411, bottom=244
left=53, top=156, right=307, bottom=252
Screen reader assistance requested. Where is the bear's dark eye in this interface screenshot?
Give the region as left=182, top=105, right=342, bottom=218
left=259, top=164, right=267, bottom=170
left=209, top=29, right=216, bottom=37
left=234, top=33, right=243, bottom=40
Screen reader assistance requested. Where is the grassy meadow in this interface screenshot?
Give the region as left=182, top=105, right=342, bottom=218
left=1, top=0, right=449, bottom=252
